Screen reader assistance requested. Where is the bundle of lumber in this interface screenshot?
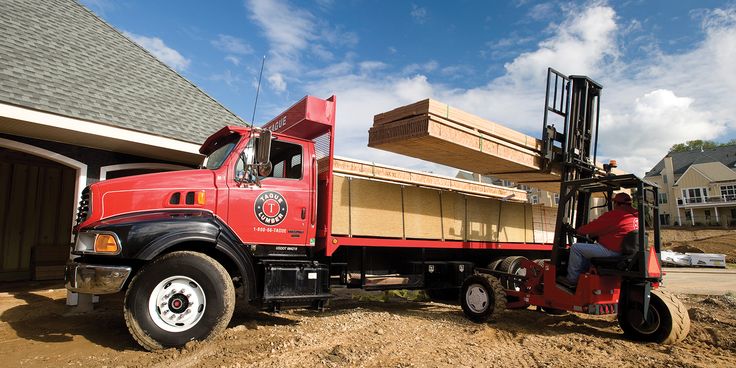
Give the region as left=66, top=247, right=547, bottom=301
left=331, top=156, right=528, bottom=202
left=368, top=99, right=562, bottom=192
left=326, top=157, right=556, bottom=243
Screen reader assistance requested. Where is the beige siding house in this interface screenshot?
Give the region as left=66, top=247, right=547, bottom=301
left=645, top=147, right=736, bottom=227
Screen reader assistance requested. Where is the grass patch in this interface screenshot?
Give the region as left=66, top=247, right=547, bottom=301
left=727, top=263, right=736, bottom=269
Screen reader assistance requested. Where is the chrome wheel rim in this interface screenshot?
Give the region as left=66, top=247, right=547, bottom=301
left=465, top=284, right=489, bottom=313
left=148, top=276, right=206, bottom=332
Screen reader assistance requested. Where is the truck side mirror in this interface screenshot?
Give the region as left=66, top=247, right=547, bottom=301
left=256, top=130, right=272, bottom=177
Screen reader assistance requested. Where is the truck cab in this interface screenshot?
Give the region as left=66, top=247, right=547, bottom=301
left=67, top=96, right=336, bottom=350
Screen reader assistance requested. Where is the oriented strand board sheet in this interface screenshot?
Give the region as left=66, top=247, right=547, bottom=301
left=331, top=156, right=527, bottom=202
left=349, top=179, right=404, bottom=237
left=441, top=191, right=466, bottom=240
left=330, top=165, right=543, bottom=243
left=532, top=205, right=557, bottom=243
left=331, top=175, right=350, bottom=235
left=466, top=197, right=501, bottom=241
left=402, top=186, right=443, bottom=239
left=498, top=202, right=531, bottom=242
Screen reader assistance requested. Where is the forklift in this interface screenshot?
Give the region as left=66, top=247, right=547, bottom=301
left=459, top=68, right=691, bottom=344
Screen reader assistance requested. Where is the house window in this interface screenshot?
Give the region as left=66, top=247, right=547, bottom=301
left=682, top=188, right=707, bottom=204
left=658, top=193, right=667, bottom=204
left=685, top=211, right=692, bottom=221
left=531, top=195, right=539, bottom=204
left=663, top=175, right=668, bottom=184
left=659, top=214, right=670, bottom=226
left=721, top=184, right=736, bottom=201
left=553, top=193, right=560, bottom=205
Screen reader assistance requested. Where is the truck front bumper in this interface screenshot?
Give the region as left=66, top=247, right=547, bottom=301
left=65, top=262, right=132, bottom=294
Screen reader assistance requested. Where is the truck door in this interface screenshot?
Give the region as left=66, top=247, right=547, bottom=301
left=227, top=137, right=312, bottom=246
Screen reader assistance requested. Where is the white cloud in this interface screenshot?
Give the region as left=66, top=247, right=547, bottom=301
left=268, top=73, right=287, bottom=92
left=410, top=4, right=428, bottom=24
left=246, top=0, right=358, bottom=96
left=359, top=61, right=388, bottom=74
left=251, top=2, right=734, bottom=178
left=210, top=70, right=242, bottom=87
left=225, top=55, right=241, bottom=66
left=211, top=34, right=253, bottom=55
left=402, top=60, right=439, bottom=75
left=123, top=32, right=190, bottom=72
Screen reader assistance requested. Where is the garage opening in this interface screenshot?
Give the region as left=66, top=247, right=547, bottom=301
left=0, top=148, right=75, bottom=281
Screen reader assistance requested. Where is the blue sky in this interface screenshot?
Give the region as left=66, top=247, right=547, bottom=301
left=82, top=0, right=736, bottom=176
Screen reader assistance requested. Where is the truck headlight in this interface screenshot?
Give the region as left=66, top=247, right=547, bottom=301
left=75, top=231, right=121, bottom=255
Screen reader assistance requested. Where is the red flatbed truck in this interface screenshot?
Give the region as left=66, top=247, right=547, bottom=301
left=66, top=71, right=689, bottom=351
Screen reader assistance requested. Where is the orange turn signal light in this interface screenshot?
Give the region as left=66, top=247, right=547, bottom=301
left=196, top=191, right=206, bottom=205
left=94, top=234, right=119, bottom=253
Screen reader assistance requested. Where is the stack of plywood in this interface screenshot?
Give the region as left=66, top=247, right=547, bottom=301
left=328, top=157, right=556, bottom=242
left=368, top=99, right=563, bottom=192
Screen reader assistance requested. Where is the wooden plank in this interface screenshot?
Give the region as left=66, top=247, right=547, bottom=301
left=402, top=186, right=442, bottom=239
left=19, top=165, right=40, bottom=271
left=3, top=164, right=28, bottom=271
left=332, top=156, right=528, bottom=202
left=0, top=162, right=12, bottom=274
left=3, top=163, right=31, bottom=271
left=37, top=167, right=61, bottom=247
left=368, top=116, right=563, bottom=192
left=349, top=179, right=404, bottom=237
left=374, top=99, right=542, bottom=152
left=331, top=175, right=350, bottom=235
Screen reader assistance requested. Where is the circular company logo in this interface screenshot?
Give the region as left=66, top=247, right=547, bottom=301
left=254, top=191, right=288, bottom=226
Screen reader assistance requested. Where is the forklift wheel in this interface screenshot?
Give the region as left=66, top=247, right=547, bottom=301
left=618, top=289, right=691, bottom=344
left=460, top=274, right=506, bottom=323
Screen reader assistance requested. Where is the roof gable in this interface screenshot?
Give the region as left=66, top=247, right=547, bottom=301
left=646, top=145, right=736, bottom=177
left=0, top=0, right=245, bottom=145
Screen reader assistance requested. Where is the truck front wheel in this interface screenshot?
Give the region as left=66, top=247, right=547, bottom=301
left=460, top=274, right=506, bottom=323
left=124, top=251, right=236, bottom=351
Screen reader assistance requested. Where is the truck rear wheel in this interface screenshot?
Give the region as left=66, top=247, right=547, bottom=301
left=460, top=274, right=506, bottom=323
left=618, top=289, right=690, bottom=344
left=124, top=251, right=236, bottom=351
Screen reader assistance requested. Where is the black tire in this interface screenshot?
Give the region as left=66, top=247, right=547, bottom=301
left=487, top=259, right=504, bottom=270
left=498, top=256, right=528, bottom=290
left=124, top=251, right=236, bottom=351
left=460, top=274, right=506, bottom=323
left=618, top=289, right=690, bottom=344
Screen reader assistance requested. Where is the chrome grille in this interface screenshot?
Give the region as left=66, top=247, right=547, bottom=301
left=75, top=186, right=91, bottom=225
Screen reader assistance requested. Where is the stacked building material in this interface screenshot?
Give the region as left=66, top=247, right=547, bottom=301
left=328, top=157, right=556, bottom=243
left=368, top=99, right=563, bottom=192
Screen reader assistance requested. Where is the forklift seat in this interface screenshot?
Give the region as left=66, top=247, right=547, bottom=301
left=589, top=231, right=639, bottom=272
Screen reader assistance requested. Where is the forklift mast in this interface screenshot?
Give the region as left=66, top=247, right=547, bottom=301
left=540, top=67, right=603, bottom=262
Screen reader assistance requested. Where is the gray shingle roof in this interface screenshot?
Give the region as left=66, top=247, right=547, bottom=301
left=0, top=0, right=245, bottom=145
left=646, top=145, right=736, bottom=177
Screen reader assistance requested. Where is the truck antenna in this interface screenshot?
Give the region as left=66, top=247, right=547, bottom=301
left=251, top=55, right=266, bottom=128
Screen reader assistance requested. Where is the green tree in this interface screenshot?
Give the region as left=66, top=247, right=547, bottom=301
left=669, top=140, right=720, bottom=153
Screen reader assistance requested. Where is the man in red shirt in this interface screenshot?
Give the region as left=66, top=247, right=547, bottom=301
left=560, top=192, right=639, bottom=288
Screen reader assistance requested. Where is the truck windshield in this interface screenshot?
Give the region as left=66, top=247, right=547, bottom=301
left=203, top=134, right=241, bottom=170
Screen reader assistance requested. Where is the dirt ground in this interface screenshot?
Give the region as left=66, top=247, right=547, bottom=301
left=661, top=228, right=736, bottom=263
left=1, top=283, right=735, bottom=368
